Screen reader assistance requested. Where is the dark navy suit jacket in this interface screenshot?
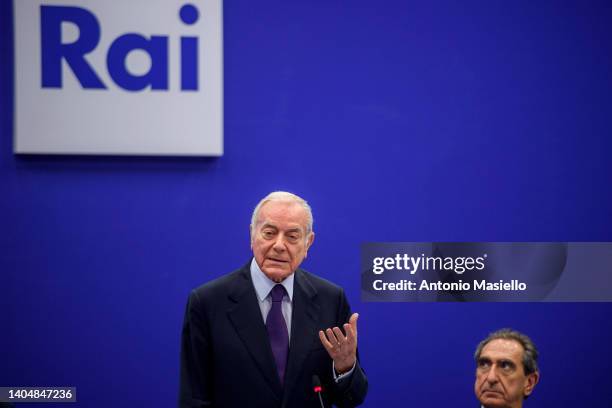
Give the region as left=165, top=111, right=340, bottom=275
left=178, top=263, right=368, bottom=407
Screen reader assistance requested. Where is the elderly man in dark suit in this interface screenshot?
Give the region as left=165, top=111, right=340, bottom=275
left=179, top=192, right=368, bottom=408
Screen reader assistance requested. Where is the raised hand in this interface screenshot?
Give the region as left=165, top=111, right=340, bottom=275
left=318, top=313, right=359, bottom=374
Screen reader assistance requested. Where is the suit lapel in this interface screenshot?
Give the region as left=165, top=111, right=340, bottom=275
left=227, top=266, right=283, bottom=397
left=282, top=269, right=320, bottom=406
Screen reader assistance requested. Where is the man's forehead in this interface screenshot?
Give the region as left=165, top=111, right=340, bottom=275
left=481, top=338, right=524, bottom=361
left=257, top=201, right=309, bottom=227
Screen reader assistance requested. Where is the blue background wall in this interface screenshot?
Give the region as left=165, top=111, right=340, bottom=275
left=2, top=0, right=612, bottom=406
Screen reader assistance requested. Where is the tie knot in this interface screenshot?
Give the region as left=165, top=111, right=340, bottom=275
left=270, top=284, right=287, bottom=302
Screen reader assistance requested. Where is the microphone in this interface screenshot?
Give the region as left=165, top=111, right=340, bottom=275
left=312, top=375, right=324, bottom=408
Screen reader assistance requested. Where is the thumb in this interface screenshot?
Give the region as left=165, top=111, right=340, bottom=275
left=349, top=312, right=359, bottom=331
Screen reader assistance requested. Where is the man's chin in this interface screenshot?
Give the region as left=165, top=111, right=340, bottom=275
left=479, top=393, right=506, bottom=407
left=261, top=266, right=292, bottom=282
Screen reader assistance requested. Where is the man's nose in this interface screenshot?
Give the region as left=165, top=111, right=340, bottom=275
left=485, top=367, right=499, bottom=384
left=272, top=235, right=286, bottom=251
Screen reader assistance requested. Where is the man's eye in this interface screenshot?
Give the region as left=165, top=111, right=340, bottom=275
left=500, top=361, right=514, bottom=371
left=262, top=230, right=274, bottom=238
left=478, top=360, right=489, bottom=368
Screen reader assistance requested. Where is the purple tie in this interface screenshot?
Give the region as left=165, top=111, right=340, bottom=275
left=266, top=284, right=289, bottom=384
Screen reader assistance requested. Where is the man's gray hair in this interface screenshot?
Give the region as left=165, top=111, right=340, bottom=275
left=474, top=328, right=539, bottom=375
left=250, top=191, right=314, bottom=235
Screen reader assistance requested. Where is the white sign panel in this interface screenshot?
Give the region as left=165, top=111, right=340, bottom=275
left=14, top=0, right=223, bottom=156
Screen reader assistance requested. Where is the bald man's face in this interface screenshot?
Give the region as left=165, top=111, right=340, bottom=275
left=251, top=200, right=314, bottom=282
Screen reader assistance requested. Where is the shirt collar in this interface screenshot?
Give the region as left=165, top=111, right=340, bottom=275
left=250, top=257, right=294, bottom=302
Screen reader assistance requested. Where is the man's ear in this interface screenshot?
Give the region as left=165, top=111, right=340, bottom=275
left=249, top=225, right=254, bottom=249
left=305, top=232, right=315, bottom=256
left=523, top=371, right=540, bottom=397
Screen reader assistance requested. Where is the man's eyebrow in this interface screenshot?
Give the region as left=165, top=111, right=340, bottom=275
left=260, top=223, right=278, bottom=229
left=478, top=357, right=517, bottom=367
left=259, top=224, right=303, bottom=234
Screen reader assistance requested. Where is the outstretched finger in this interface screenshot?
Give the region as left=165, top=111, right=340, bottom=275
left=325, top=328, right=339, bottom=344
left=332, top=327, right=345, bottom=343
left=344, top=323, right=356, bottom=344
left=319, top=330, right=334, bottom=351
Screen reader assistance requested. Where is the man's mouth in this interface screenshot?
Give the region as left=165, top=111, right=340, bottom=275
left=482, top=389, right=503, bottom=397
left=267, top=257, right=288, bottom=263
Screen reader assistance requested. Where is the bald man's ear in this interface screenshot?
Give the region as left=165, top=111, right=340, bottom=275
left=523, top=371, right=540, bottom=397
